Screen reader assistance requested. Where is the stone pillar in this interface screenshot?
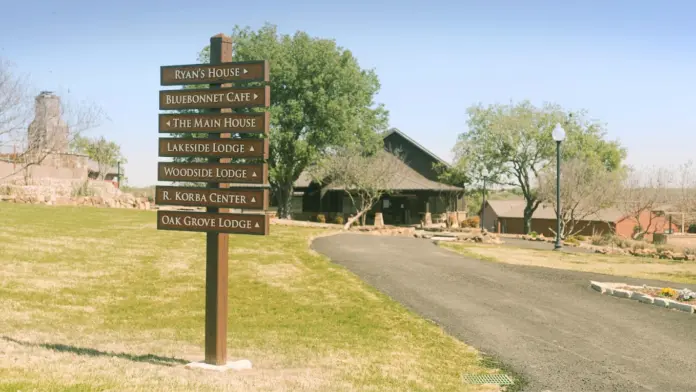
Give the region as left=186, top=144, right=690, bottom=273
left=448, top=212, right=459, bottom=228
left=374, top=212, right=384, bottom=228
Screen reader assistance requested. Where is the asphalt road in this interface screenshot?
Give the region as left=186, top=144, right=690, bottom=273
left=312, top=234, right=696, bottom=392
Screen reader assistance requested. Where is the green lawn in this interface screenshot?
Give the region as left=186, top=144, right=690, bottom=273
left=0, top=204, right=505, bottom=392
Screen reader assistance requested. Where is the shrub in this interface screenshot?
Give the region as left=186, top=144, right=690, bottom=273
left=565, top=236, right=579, bottom=245
left=529, top=231, right=538, bottom=238
left=660, top=287, right=676, bottom=298
left=590, top=235, right=608, bottom=246
left=71, top=180, right=95, bottom=197
left=688, top=224, right=696, bottom=234
left=315, top=214, right=326, bottom=223
left=464, top=216, right=480, bottom=228
left=334, top=215, right=344, bottom=225
left=576, top=235, right=587, bottom=241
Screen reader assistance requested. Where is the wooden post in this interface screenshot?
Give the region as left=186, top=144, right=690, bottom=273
left=205, top=33, right=233, bottom=366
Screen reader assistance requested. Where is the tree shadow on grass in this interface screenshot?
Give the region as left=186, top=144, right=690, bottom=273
left=2, top=336, right=189, bottom=367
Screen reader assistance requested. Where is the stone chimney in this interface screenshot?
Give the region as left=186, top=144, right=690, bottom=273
left=27, top=91, right=69, bottom=154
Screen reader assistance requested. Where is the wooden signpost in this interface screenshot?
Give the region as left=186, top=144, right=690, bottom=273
left=157, top=33, right=270, bottom=368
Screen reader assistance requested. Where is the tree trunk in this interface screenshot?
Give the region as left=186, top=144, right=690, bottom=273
left=274, top=183, right=294, bottom=219
left=523, top=203, right=535, bottom=234
left=523, top=213, right=532, bottom=234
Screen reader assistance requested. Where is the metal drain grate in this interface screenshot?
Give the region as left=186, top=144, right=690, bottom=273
left=461, top=373, right=514, bottom=385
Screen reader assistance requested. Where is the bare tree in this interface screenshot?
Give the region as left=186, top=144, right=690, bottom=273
left=0, top=58, right=106, bottom=182
left=538, top=158, right=623, bottom=238
left=670, top=161, right=696, bottom=232
left=0, top=59, right=30, bottom=161
left=310, top=146, right=407, bottom=230
left=617, top=166, right=671, bottom=239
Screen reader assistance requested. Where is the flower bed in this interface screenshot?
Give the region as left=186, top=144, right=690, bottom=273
left=615, top=285, right=696, bottom=305
left=591, top=281, right=696, bottom=314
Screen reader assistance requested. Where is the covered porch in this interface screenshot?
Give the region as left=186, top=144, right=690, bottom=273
left=293, top=183, right=466, bottom=226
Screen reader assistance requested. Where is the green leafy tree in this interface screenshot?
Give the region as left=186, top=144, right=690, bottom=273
left=453, top=100, right=625, bottom=234
left=72, top=135, right=126, bottom=180
left=194, top=24, right=388, bottom=218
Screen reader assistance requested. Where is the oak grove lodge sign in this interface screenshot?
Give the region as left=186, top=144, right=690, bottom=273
left=161, top=61, right=269, bottom=86
left=158, top=210, right=269, bottom=235
left=160, top=86, right=269, bottom=110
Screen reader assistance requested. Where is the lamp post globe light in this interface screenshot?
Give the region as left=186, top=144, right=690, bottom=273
left=552, top=123, right=565, bottom=250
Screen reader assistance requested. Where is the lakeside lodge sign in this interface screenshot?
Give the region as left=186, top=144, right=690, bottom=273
left=159, top=86, right=269, bottom=110
left=158, top=138, right=267, bottom=159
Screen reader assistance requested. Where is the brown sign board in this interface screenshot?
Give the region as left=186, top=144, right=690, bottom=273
left=157, top=210, right=269, bottom=235
left=158, top=162, right=267, bottom=184
left=158, top=138, right=268, bottom=159
left=160, top=61, right=269, bottom=86
left=155, top=186, right=268, bottom=209
left=160, top=86, right=269, bottom=110
left=159, top=112, right=268, bottom=134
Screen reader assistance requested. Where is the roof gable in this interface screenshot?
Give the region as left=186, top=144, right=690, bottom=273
left=382, top=129, right=449, bottom=182
left=382, top=129, right=449, bottom=167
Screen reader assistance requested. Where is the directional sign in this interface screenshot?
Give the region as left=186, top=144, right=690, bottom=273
left=159, top=112, right=268, bottom=134
left=158, top=162, right=267, bottom=184
left=158, top=138, right=268, bottom=159
left=155, top=186, right=268, bottom=209
left=157, top=210, right=269, bottom=235
left=159, top=86, right=269, bottom=110
left=160, top=61, right=269, bottom=86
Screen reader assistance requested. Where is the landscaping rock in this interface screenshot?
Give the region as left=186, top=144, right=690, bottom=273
left=653, top=298, right=671, bottom=308
left=668, top=301, right=695, bottom=314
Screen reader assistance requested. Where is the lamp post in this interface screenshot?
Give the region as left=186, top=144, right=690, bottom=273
left=552, top=123, right=566, bottom=250
left=480, top=171, right=489, bottom=233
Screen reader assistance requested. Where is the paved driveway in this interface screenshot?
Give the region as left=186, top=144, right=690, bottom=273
left=312, top=234, right=696, bottom=392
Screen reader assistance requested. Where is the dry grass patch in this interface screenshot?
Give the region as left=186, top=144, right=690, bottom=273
left=0, top=204, right=507, bottom=391
left=443, top=242, right=696, bottom=284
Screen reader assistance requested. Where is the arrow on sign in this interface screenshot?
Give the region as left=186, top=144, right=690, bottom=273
left=251, top=197, right=256, bottom=203
left=253, top=93, right=258, bottom=100
left=249, top=146, right=255, bottom=152
left=252, top=171, right=257, bottom=177
left=243, top=68, right=248, bottom=74
left=255, top=222, right=260, bottom=228
left=166, top=120, right=171, bottom=127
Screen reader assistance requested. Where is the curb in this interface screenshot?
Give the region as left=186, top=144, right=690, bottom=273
left=590, top=281, right=696, bottom=315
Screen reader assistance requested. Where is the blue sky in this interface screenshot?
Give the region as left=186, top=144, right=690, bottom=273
left=1, top=0, right=694, bottom=186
